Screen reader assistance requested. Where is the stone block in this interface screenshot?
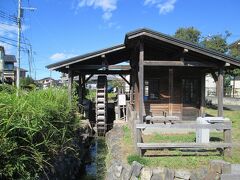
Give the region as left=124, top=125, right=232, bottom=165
left=210, top=160, right=230, bottom=174
left=231, top=164, right=240, bottom=174
left=114, top=164, right=123, bottom=177
left=151, top=174, right=163, bottom=180
left=141, top=167, right=152, bottom=180
left=152, top=167, right=165, bottom=180
left=128, top=161, right=144, bottom=179
left=175, top=169, right=191, bottom=179
left=121, top=166, right=130, bottom=180
left=204, top=170, right=219, bottom=180
left=221, top=174, right=240, bottom=180
left=189, top=167, right=208, bottom=180
left=165, top=168, right=175, bottom=180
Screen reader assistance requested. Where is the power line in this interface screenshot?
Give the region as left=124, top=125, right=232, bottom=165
left=0, top=39, right=28, bottom=52
left=0, top=10, right=17, bottom=23
left=0, top=21, right=17, bottom=27
left=0, top=25, right=18, bottom=36
left=0, top=36, right=30, bottom=45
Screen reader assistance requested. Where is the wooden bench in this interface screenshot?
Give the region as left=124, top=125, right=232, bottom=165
left=145, top=111, right=180, bottom=124
left=136, top=118, right=232, bottom=157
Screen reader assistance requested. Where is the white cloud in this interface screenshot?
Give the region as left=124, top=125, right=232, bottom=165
left=144, top=0, right=177, bottom=14
left=76, top=0, right=118, bottom=20
left=0, top=22, right=29, bottom=54
left=49, top=53, right=76, bottom=61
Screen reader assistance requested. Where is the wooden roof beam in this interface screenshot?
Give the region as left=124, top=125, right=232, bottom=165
left=69, top=65, right=131, bottom=70
left=144, top=60, right=218, bottom=67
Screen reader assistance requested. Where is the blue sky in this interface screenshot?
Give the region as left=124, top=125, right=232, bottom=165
left=0, top=0, right=240, bottom=79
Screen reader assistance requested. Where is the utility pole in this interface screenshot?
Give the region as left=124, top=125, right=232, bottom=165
left=16, top=0, right=22, bottom=89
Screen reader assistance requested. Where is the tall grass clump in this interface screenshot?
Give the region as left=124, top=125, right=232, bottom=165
left=0, top=87, right=80, bottom=179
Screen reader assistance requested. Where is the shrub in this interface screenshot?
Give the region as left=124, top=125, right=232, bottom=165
left=0, top=88, right=80, bottom=179
left=127, top=154, right=147, bottom=165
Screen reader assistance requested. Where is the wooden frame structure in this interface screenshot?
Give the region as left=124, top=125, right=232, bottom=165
left=47, top=28, right=240, bottom=155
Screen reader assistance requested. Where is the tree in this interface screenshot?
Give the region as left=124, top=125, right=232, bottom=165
left=201, top=31, right=231, bottom=53
left=174, top=27, right=201, bottom=44
left=201, top=32, right=231, bottom=95
left=20, top=76, right=36, bottom=90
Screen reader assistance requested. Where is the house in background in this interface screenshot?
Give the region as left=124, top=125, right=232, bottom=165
left=0, top=46, right=4, bottom=82
left=205, top=74, right=216, bottom=96
left=37, top=77, right=58, bottom=89
left=0, top=46, right=27, bottom=84
left=230, top=76, right=240, bottom=97
left=3, top=55, right=16, bottom=84
left=205, top=39, right=240, bottom=98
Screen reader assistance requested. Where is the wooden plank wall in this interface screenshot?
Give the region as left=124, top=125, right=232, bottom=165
left=144, top=67, right=202, bottom=120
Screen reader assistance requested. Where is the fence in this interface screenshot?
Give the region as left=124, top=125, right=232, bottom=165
left=206, top=87, right=240, bottom=98
left=136, top=118, right=232, bottom=157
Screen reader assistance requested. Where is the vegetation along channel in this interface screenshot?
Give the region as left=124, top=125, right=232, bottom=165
left=0, top=85, right=109, bottom=180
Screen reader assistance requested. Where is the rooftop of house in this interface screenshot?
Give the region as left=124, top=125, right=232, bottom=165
left=13, top=66, right=28, bottom=72
left=46, top=28, right=240, bottom=73
left=37, top=77, right=55, bottom=81
left=4, top=55, right=17, bottom=63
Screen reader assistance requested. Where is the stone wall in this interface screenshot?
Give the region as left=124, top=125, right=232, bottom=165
left=105, top=123, right=240, bottom=180
left=206, top=96, right=240, bottom=106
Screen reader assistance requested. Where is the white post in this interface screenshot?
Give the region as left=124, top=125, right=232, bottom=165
left=16, top=0, right=22, bottom=89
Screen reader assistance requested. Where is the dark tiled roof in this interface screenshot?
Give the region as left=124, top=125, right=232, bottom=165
left=46, top=28, right=240, bottom=71
left=14, top=66, right=28, bottom=72
left=46, top=44, right=125, bottom=70
left=4, top=55, right=16, bottom=62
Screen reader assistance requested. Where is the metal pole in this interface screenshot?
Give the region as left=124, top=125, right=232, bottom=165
left=16, top=0, right=22, bottom=89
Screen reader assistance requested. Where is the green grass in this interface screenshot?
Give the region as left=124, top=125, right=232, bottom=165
left=127, top=154, right=223, bottom=169
left=96, top=138, right=108, bottom=180
left=85, top=89, right=117, bottom=101
left=124, top=108, right=240, bottom=169
left=144, top=132, right=223, bottom=143
left=123, top=125, right=132, bottom=145
left=0, top=86, right=81, bottom=179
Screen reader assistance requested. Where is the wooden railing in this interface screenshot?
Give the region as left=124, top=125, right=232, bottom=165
left=136, top=119, right=232, bottom=157
left=126, top=102, right=139, bottom=152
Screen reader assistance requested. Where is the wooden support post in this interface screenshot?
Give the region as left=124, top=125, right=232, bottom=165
left=200, top=72, right=205, bottom=117
left=136, top=42, right=144, bottom=156
left=139, top=42, right=144, bottom=123
left=169, top=68, right=173, bottom=116
left=217, top=68, right=224, bottom=117
left=82, top=74, right=86, bottom=100
left=79, top=74, right=83, bottom=105
left=224, top=121, right=232, bottom=157
left=68, top=69, right=73, bottom=104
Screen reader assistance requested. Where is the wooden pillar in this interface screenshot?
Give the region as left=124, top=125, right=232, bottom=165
left=217, top=68, right=224, bottom=117
left=200, top=72, right=206, bottom=117
left=136, top=42, right=144, bottom=156
left=169, top=68, right=173, bottom=116
left=68, top=69, right=73, bottom=104
left=79, top=74, right=83, bottom=105
left=233, top=76, right=236, bottom=98
left=139, top=42, right=144, bottom=123
left=79, top=74, right=86, bottom=105
left=224, top=121, right=232, bottom=157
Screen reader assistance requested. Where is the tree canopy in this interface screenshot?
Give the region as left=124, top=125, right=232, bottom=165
left=201, top=31, right=231, bottom=54
left=174, top=27, right=201, bottom=44
left=174, top=27, right=240, bottom=80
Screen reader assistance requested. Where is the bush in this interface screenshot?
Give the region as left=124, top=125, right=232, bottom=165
left=0, top=88, right=80, bottom=179
left=127, top=154, right=147, bottom=165
left=0, top=84, right=16, bottom=94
